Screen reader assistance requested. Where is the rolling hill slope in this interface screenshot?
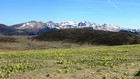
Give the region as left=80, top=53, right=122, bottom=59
left=34, top=28, right=140, bottom=45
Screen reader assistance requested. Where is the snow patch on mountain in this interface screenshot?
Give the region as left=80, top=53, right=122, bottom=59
left=13, top=21, right=140, bottom=35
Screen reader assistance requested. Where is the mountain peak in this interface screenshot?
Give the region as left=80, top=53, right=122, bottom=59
left=0, top=21, right=139, bottom=35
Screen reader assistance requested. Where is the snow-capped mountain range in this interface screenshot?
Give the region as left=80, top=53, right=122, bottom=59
left=16, top=21, right=121, bottom=31
left=0, top=21, right=140, bottom=35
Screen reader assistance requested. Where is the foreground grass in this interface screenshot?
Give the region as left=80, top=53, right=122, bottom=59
left=0, top=45, right=140, bottom=79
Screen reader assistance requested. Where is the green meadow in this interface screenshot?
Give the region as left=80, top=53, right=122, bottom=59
left=0, top=44, right=140, bottom=79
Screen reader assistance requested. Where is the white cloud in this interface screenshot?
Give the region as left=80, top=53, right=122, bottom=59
left=107, top=0, right=119, bottom=9
left=116, top=2, right=140, bottom=6
left=75, top=0, right=105, bottom=3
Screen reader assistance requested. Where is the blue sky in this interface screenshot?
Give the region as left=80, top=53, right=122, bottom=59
left=0, top=0, right=140, bottom=29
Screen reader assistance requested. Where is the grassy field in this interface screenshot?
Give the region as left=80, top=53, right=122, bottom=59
left=0, top=44, right=140, bottom=79
left=0, top=36, right=91, bottom=51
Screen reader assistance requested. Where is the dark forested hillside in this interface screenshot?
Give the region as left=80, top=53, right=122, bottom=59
left=0, top=24, right=17, bottom=35
left=34, top=28, right=140, bottom=45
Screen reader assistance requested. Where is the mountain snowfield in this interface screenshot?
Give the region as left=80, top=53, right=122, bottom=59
left=16, top=21, right=121, bottom=31
left=0, top=21, right=140, bottom=35
left=14, top=21, right=140, bottom=35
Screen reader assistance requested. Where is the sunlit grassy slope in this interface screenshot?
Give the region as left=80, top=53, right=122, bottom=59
left=0, top=45, right=140, bottom=79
